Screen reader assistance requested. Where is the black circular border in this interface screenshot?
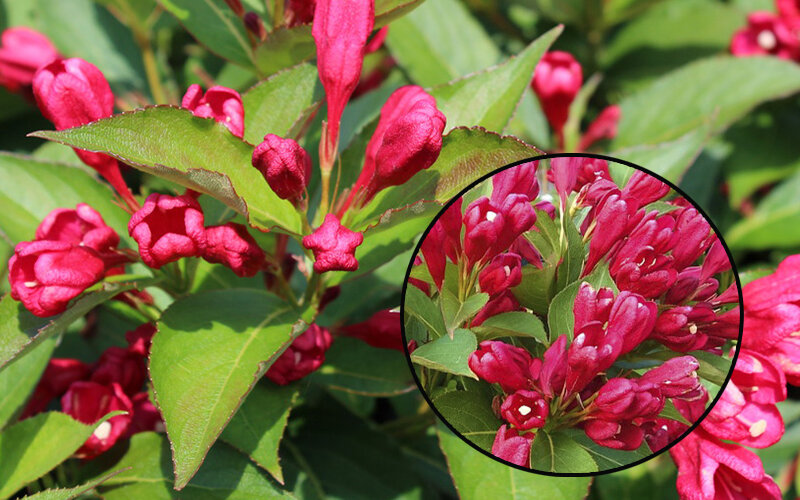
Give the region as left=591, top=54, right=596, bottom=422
left=399, top=152, right=745, bottom=477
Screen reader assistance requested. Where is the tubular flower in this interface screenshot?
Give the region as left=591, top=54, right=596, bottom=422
left=302, top=214, right=364, bottom=273
left=265, top=324, right=333, bottom=385
left=468, top=340, right=538, bottom=393
left=491, top=424, right=534, bottom=467
left=341, top=309, right=403, bottom=351
left=531, top=51, right=582, bottom=144
left=479, top=253, right=523, bottom=297
left=0, top=27, right=59, bottom=93
left=61, top=381, right=133, bottom=459
left=500, top=390, right=549, bottom=430
left=252, top=134, right=312, bottom=201
left=202, top=223, right=266, bottom=278
left=491, top=162, right=539, bottom=203
left=182, top=84, right=245, bottom=138
left=90, top=346, right=147, bottom=397
left=730, top=11, right=800, bottom=61
left=35, top=203, right=124, bottom=266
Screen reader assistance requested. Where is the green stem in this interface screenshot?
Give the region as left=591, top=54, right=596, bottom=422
left=134, top=31, right=167, bottom=104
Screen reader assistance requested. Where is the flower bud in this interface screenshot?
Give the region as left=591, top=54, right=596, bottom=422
left=607, top=291, right=658, bottom=355
left=573, top=283, right=615, bottom=331
left=671, top=207, right=713, bottom=271
left=492, top=162, right=539, bottom=203
left=224, top=0, right=245, bottom=16
left=61, top=381, right=133, bottom=459
left=510, top=236, right=543, bottom=269
left=8, top=240, right=105, bottom=317
left=252, top=134, right=312, bottom=200
left=341, top=309, right=403, bottom=351
left=621, top=170, right=671, bottom=210
left=730, top=12, right=800, bottom=61
left=128, top=193, right=206, bottom=269
left=126, top=323, right=157, bottom=357
left=583, top=192, right=637, bottom=275
left=531, top=51, right=582, bottom=140
left=491, top=424, right=534, bottom=467
left=125, top=392, right=165, bottom=437
left=611, top=247, right=678, bottom=299
left=22, top=358, right=90, bottom=417
left=36, top=203, right=122, bottom=265
left=593, top=378, right=664, bottom=421
left=0, top=27, right=59, bottom=93
left=90, top=346, right=146, bottom=397
left=244, top=12, right=267, bottom=41
left=540, top=334, right=568, bottom=398
left=471, top=291, right=522, bottom=326
left=577, top=105, right=621, bottom=151
left=500, top=390, right=549, bottom=430
left=302, top=214, right=364, bottom=273
left=479, top=253, right=522, bottom=297
left=463, top=197, right=504, bottom=266
left=286, top=0, right=317, bottom=25
left=408, top=255, right=431, bottom=294
left=584, top=419, right=644, bottom=451
left=182, top=84, right=245, bottom=138
left=640, top=356, right=702, bottom=400
left=202, top=223, right=266, bottom=278
left=468, top=340, right=536, bottom=393
left=550, top=157, right=580, bottom=201
left=566, top=322, right=622, bottom=393
left=496, top=194, right=537, bottom=252
left=266, top=324, right=332, bottom=385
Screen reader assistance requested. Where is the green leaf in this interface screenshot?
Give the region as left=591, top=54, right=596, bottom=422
left=0, top=411, right=124, bottom=499
left=0, top=153, right=130, bottom=244
left=529, top=431, right=598, bottom=473
left=159, top=0, right=256, bottom=69
left=438, top=425, right=593, bottom=498
left=688, top=350, right=730, bottom=386
left=472, top=311, right=547, bottom=343
left=150, top=289, right=307, bottom=489
left=351, top=127, right=539, bottom=228
left=242, top=63, right=323, bottom=145
left=253, top=25, right=316, bottom=77
left=220, top=384, right=298, bottom=484
left=31, top=107, right=303, bottom=234
left=311, top=337, right=414, bottom=396
left=385, top=0, right=500, bottom=87
left=21, top=470, right=126, bottom=500
left=440, top=291, right=489, bottom=335
left=404, top=285, right=447, bottom=340
left=659, top=399, right=692, bottom=426
left=555, top=212, right=586, bottom=292
left=547, top=262, right=616, bottom=341
left=433, top=386, right=501, bottom=450
left=95, top=432, right=292, bottom=498
left=431, top=25, right=562, bottom=132
left=726, top=169, right=800, bottom=249
left=612, top=56, right=800, bottom=148
left=411, top=328, right=478, bottom=378
left=566, top=430, right=652, bottom=470
left=0, top=335, right=57, bottom=429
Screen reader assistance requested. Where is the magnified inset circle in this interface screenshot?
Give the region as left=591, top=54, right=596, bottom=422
left=400, top=154, right=743, bottom=476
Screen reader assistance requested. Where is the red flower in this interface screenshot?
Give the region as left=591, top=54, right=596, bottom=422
left=468, top=340, right=537, bottom=393
left=730, top=12, right=800, bottom=61
left=341, top=309, right=403, bottom=351
left=573, top=283, right=615, bottom=331
left=478, top=253, right=522, bottom=297
left=124, top=392, right=164, bottom=437
left=640, top=356, right=704, bottom=401
left=531, top=51, right=582, bottom=146
left=566, top=321, right=622, bottom=393
left=90, top=346, right=146, bottom=397
left=286, top=0, right=316, bottom=25
left=252, top=134, right=312, bottom=201
left=584, top=420, right=643, bottom=451
left=421, top=198, right=463, bottom=289
left=592, top=378, right=663, bottom=421
left=500, top=390, right=549, bottom=430
left=265, top=325, right=333, bottom=385
left=202, top=223, right=265, bottom=278
left=0, top=27, right=59, bottom=93
left=621, top=170, right=671, bottom=210
left=491, top=424, right=534, bottom=467
left=471, top=290, right=522, bottom=326
left=607, top=291, right=657, bottom=355
left=125, top=323, right=157, bottom=357
left=302, top=214, right=364, bottom=273
left=539, top=334, right=568, bottom=398
left=128, top=193, right=206, bottom=269
left=22, top=358, right=90, bottom=417
left=577, top=105, right=621, bottom=151
left=35, top=203, right=124, bottom=266
left=778, top=0, right=800, bottom=30
left=182, top=84, right=245, bottom=138
left=491, top=162, right=539, bottom=203
left=61, top=381, right=133, bottom=459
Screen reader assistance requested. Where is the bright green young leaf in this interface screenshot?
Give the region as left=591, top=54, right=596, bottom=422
left=472, top=311, right=547, bottom=343
left=311, top=337, right=413, bottom=396
left=385, top=0, right=501, bottom=87
left=612, top=56, right=800, bottom=148
left=432, top=25, right=562, bottom=133
left=0, top=335, right=56, bottom=429
left=438, top=425, right=593, bottom=498
left=220, top=383, right=299, bottom=484
left=22, top=470, right=126, bottom=500
left=555, top=212, right=586, bottom=292
left=352, top=127, right=540, bottom=227
left=150, top=289, right=308, bottom=489
left=242, top=63, right=323, bottom=144
left=513, top=262, right=557, bottom=318
left=159, top=0, right=256, bottom=69
left=411, top=328, right=478, bottom=378
left=440, top=291, right=489, bottom=335
left=433, top=385, right=500, bottom=450
left=529, top=430, right=598, bottom=473
left=95, top=432, right=292, bottom=499
left=31, top=107, right=303, bottom=234
left=0, top=411, right=124, bottom=499
left=0, top=153, right=130, bottom=244
left=404, top=286, right=447, bottom=339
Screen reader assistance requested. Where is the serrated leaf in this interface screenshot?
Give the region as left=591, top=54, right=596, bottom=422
left=0, top=411, right=124, bottom=499
left=529, top=430, right=598, bottom=473
left=21, top=469, right=126, bottom=500
left=411, top=328, right=478, bottom=378
left=431, top=25, right=562, bottom=132
left=220, top=384, right=298, bottom=484
left=437, top=425, right=593, bottom=498
left=0, top=335, right=57, bottom=429
left=440, top=291, right=489, bottom=335
left=472, top=311, right=547, bottom=343
left=150, top=289, right=308, bottom=489
left=31, top=107, right=303, bottom=234
left=404, top=285, right=447, bottom=339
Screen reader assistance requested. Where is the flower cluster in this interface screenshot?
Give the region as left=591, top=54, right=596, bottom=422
left=410, top=157, right=738, bottom=470
left=730, top=0, right=800, bottom=60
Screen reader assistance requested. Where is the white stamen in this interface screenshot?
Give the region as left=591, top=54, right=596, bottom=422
left=93, top=421, right=112, bottom=441
left=661, top=424, right=669, bottom=431
left=688, top=324, right=698, bottom=334
left=503, top=265, right=511, bottom=277
left=749, top=419, right=767, bottom=438
left=750, top=357, right=764, bottom=373
left=23, top=281, right=38, bottom=288
left=518, top=405, right=532, bottom=416
left=637, top=257, right=646, bottom=266
left=294, top=351, right=303, bottom=364
left=486, top=211, right=497, bottom=222
left=757, top=30, right=777, bottom=50
left=574, top=333, right=586, bottom=346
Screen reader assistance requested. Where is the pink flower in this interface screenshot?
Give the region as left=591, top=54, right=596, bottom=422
left=22, top=358, right=90, bottom=417
left=584, top=420, right=644, bottom=451
left=671, top=207, right=713, bottom=271
left=468, top=340, right=537, bottom=393
left=128, top=193, right=206, bottom=269
left=463, top=196, right=536, bottom=267
left=182, top=84, right=245, bottom=138
left=8, top=240, right=106, bottom=317
left=777, top=0, right=800, bottom=30
left=592, top=378, right=663, bottom=421
left=730, top=12, right=800, bottom=61
left=640, top=356, right=704, bottom=401
left=286, top=0, right=316, bottom=25
left=479, top=253, right=522, bottom=297
left=124, top=392, right=164, bottom=437
left=550, top=157, right=580, bottom=202
left=566, top=321, right=622, bottom=393
left=471, top=291, right=522, bottom=326
left=583, top=191, right=638, bottom=275
left=577, top=105, right=621, bottom=151
left=35, top=203, right=123, bottom=266
left=539, top=334, right=568, bottom=398
left=202, top=223, right=265, bottom=278
left=653, top=303, right=735, bottom=352
left=574, top=157, right=613, bottom=190
left=265, top=324, right=333, bottom=385
left=607, top=291, right=658, bottom=355
left=61, top=381, right=133, bottom=459
left=621, top=170, right=671, bottom=210
left=491, top=162, right=539, bottom=203
left=573, top=283, right=615, bottom=331
left=341, top=309, right=403, bottom=351
left=302, top=214, right=364, bottom=273
left=0, top=27, right=59, bottom=93
left=125, top=323, right=156, bottom=357
left=531, top=51, right=582, bottom=146
left=252, top=134, right=312, bottom=201
left=90, top=346, right=146, bottom=397
left=500, top=390, right=549, bottom=430
left=491, top=424, right=534, bottom=467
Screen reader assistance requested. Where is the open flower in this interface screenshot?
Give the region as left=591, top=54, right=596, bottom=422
left=182, top=84, right=245, bottom=138
left=302, top=214, right=364, bottom=273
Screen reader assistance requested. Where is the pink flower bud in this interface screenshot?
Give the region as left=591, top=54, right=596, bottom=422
left=607, top=291, right=658, bottom=355
left=463, top=197, right=504, bottom=266
left=0, top=27, right=59, bottom=93
left=531, top=51, right=582, bottom=141
left=496, top=194, right=537, bottom=251
left=539, top=334, right=567, bottom=398
left=778, top=0, right=800, bottom=30
left=125, top=392, right=164, bottom=437
left=365, top=26, right=388, bottom=53
left=181, top=84, right=245, bottom=138
left=286, top=0, right=317, bottom=25
left=341, top=309, right=403, bottom=351
left=224, top=0, right=245, bottom=17
left=611, top=247, right=678, bottom=299
left=500, top=390, right=549, bottom=430
left=252, top=134, right=312, bottom=200
left=491, top=162, right=539, bottom=203
left=243, top=12, right=267, bottom=41
left=549, top=157, right=580, bottom=201
left=621, top=170, right=670, bottom=210
left=584, top=419, right=644, bottom=451
left=202, top=223, right=265, bottom=278
left=510, top=235, right=543, bottom=269
left=573, top=283, right=615, bottom=331
left=312, top=0, right=374, bottom=148
left=126, top=323, right=156, bottom=357
left=61, top=381, right=133, bottom=459
left=90, top=346, right=146, bottom=397
left=479, top=253, right=522, bottom=297
left=128, top=193, right=206, bottom=269
left=22, top=358, right=90, bottom=417
left=700, top=239, right=731, bottom=281
left=583, top=192, right=637, bottom=275
left=566, top=322, right=622, bottom=393
left=35, top=203, right=123, bottom=266
left=671, top=207, right=713, bottom=271
left=592, top=378, right=664, bottom=421
left=575, top=158, right=612, bottom=190
left=468, top=340, right=537, bottom=393
left=730, top=12, right=800, bottom=61
left=471, top=290, right=522, bottom=326
left=491, top=424, right=534, bottom=467
left=265, top=324, right=332, bottom=385
left=577, top=105, right=621, bottom=151
left=640, top=356, right=702, bottom=400
left=302, top=214, right=364, bottom=273
left=8, top=240, right=105, bottom=317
